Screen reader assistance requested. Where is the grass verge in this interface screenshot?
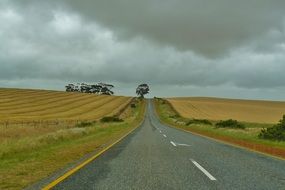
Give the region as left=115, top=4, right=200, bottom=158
left=154, top=98, right=285, bottom=159
left=0, top=99, right=146, bottom=190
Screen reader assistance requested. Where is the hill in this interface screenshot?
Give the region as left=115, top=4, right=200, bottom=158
left=167, top=97, right=285, bottom=123
left=0, top=88, right=132, bottom=123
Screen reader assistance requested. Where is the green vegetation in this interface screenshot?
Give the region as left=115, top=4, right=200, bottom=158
left=100, top=116, right=123, bottom=123
left=215, top=119, right=245, bottom=129
left=0, top=98, right=145, bottom=190
left=259, top=115, right=285, bottom=141
left=75, top=121, right=96, bottom=128
left=187, top=119, right=212, bottom=126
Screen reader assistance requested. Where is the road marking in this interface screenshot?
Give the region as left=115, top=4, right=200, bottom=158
left=170, top=141, right=176, bottom=147
left=190, top=159, right=216, bottom=181
left=163, top=134, right=167, bottom=138
left=176, top=143, right=191, bottom=147
left=159, top=130, right=162, bottom=133
left=42, top=124, right=141, bottom=190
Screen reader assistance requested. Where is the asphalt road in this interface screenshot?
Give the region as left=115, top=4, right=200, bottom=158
left=52, top=100, right=285, bottom=190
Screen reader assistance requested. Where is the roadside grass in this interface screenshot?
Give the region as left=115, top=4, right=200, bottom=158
left=153, top=98, right=285, bottom=158
left=0, top=98, right=145, bottom=190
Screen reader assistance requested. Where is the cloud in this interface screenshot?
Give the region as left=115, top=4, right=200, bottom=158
left=60, top=0, right=285, bottom=57
left=0, top=1, right=285, bottom=99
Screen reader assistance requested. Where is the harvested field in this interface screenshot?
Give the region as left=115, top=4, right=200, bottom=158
left=0, top=88, right=132, bottom=124
left=167, top=97, right=285, bottom=123
left=0, top=88, right=144, bottom=190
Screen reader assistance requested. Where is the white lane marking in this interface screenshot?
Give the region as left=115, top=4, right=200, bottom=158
left=190, top=159, right=216, bottom=181
left=159, top=130, right=162, bottom=133
left=176, top=143, right=191, bottom=147
left=163, top=134, right=167, bottom=138
left=170, top=141, right=176, bottom=147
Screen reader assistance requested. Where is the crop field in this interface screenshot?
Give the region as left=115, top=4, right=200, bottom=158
left=0, top=88, right=144, bottom=190
left=167, top=97, right=285, bottom=123
left=0, top=88, right=132, bottom=123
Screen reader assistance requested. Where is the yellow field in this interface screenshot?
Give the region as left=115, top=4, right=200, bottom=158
left=0, top=88, right=132, bottom=123
left=167, top=97, right=285, bottom=123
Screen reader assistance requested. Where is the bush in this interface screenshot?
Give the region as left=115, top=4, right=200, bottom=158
left=186, top=119, right=212, bottom=126
left=75, top=121, right=96, bottom=128
left=215, top=119, right=245, bottom=129
left=258, top=115, right=285, bottom=141
left=100, top=116, right=123, bottom=123
left=169, top=114, right=180, bottom=119
left=131, top=103, right=136, bottom=108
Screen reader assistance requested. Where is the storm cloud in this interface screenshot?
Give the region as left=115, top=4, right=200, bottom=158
left=0, top=0, right=285, bottom=99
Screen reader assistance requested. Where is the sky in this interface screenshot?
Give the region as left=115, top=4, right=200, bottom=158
left=1, top=0, right=285, bottom=100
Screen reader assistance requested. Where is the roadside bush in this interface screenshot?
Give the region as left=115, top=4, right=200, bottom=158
left=169, top=114, right=180, bottom=119
left=75, top=121, right=96, bottom=128
left=131, top=103, right=136, bottom=108
left=186, top=119, right=212, bottom=126
left=258, top=115, right=285, bottom=141
left=215, top=119, right=245, bottom=129
left=100, top=116, right=123, bottom=123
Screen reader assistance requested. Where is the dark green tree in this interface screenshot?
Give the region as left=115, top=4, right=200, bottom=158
left=136, top=84, right=150, bottom=98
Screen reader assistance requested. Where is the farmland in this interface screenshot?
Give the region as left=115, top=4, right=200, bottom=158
left=0, top=88, right=131, bottom=123
left=0, top=88, right=145, bottom=190
left=154, top=98, right=285, bottom=159
left=167, top=97, right=285, bottom=123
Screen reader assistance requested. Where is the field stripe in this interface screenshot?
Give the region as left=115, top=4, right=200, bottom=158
left=0, top=95, right=109, bottom=115
left=0, top=93, right=84, bottom=110
left=0, top=93, right=104, bottom=111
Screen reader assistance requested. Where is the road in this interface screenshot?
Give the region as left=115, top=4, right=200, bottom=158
left=52, top=100, right=285, bottom=190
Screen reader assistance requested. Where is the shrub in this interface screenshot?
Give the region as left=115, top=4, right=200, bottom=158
left=75, top=121, right=96, bottom=128
left=131, top=103, right=136, bottom=108
left=186, top=119, right=212, bottom=126
left=258, top=115, right=285, bottom=141
left=169, top=114, right=180, bottom=119
left=100, top=116, right=123, bottom=123
left=215, top=119, right=245, bottom=129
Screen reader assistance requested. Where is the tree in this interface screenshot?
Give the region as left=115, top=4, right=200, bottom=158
left=98, top=83, right=114, bottom=95
left=136, top=84, right=150, bottom=98
left=65, top=82, right=114, bottom=95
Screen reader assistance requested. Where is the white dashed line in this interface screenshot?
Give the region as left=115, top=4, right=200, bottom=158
left=163, top=134, right=167, bottom=138
left=176, top=143, right=191, bottom=147
left=159, top=130, right=162, bottom=133
left=170, top=141, right=176, bottom=147
left=190, top=159, right=216, bottom=181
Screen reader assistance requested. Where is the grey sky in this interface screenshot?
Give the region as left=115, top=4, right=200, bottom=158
left=0, top=0, right=285, bottom=100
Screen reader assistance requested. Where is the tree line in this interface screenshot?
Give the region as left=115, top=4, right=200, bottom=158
left=65, top=83, right=150, bottom=98
left=65, top=83, right=114, bottom=95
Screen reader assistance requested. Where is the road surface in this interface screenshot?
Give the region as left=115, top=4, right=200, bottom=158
left=52, top=100, right=285, bottom=190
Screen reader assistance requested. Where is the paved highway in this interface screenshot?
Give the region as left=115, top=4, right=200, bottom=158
left=52, top=100, right=285, bottom=190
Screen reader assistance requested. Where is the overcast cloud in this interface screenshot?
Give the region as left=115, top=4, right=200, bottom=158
left=0, top=0, right=285, bottom=100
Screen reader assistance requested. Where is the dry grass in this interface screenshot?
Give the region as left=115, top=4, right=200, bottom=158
left=168, top=97, right=285, bottom=123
